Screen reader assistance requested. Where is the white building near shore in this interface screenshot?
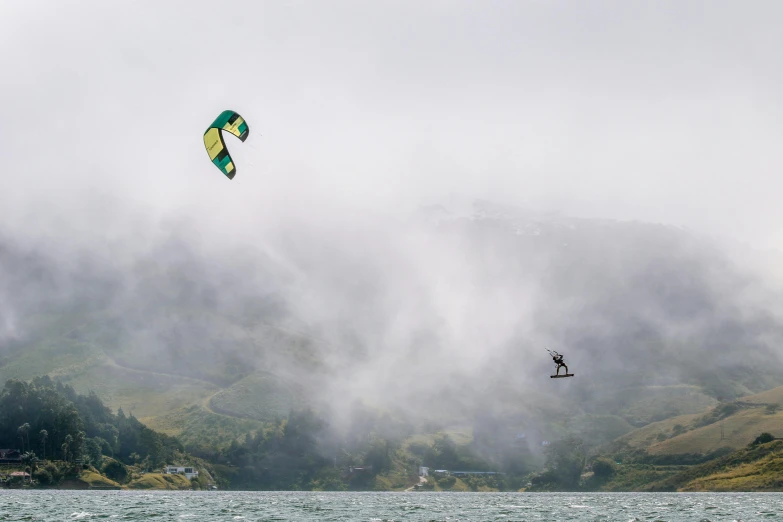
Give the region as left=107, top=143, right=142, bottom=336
left=164, top=466, right=199, bottom=480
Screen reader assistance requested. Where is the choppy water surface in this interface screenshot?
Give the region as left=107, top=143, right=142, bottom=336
left=0, top=490, right=780, bottom=521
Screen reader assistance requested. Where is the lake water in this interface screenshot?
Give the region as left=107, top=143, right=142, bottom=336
left=0, top=490, right=780, bottom=521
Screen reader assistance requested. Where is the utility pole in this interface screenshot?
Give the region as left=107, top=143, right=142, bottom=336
left=720, top=420, right=725, bottom=440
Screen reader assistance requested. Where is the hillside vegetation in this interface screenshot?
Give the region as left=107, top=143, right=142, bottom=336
left=127, top=472, right=193, bottom=490
left=524, top=384, right=783, bottom=492
left=613, top=385, right=783, bottom=456
left=645, top=438, right=783, bottom=492
left=5, top=202, right=783, bottom=490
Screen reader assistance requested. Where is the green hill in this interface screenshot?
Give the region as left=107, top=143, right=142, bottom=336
left=6, top=202, right=783, bottom=489
left=208, top=371, right=308, bottom=421
left=613, top=385, right=783, bottom=456
left=645, top=439, right=783, bottom=492
left=572, top=386, right=783, bottom=492
left=0, top=305, right=318, bottom=450
left=127, top=472, right=193, bottom=490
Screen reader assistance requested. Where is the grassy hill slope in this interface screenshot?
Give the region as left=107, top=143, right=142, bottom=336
left=127, top=472, right=194, bottom=490
left=0, top=311, right=310, bottom=449
left=208, top=371, right=308, bottom=421
left=614, top=385, right=783, bottom=456
left=644, top=439, right=783, bottom=491
left=647, top=408, right=783, bottom=455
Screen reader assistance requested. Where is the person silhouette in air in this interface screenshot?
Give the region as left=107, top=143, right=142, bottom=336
left=551, top=351, right=568, bottom=376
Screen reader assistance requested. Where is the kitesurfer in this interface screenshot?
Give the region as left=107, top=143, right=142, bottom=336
left=549, top=350, right=568, bottom=376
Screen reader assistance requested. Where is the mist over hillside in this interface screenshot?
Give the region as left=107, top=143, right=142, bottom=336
left=2, top=198, right=783, bottom=447
left=4, top=1, right=783, bottom=491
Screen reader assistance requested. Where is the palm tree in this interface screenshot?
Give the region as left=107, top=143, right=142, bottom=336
left=39, top=430, right=48, bottom=460
left=21, top=451, right=38, bottom=476
left=62, top=434, right=73, bottom=463
left=17, top=424, right=30, bottom=453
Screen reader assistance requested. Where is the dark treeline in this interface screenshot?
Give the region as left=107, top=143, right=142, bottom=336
left=0, top=376, right=183, bottom=470
left=0, top=377, right=533, bottom=490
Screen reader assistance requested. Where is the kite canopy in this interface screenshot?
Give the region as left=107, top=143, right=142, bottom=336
left=203, top=110, right=249, bottom=180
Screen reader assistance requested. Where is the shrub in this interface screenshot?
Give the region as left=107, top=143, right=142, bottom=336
left=33, top=468, right=52, bottom=485
left=751, top=433, right=775, bottom=446
left=591, top=458, right=616, bottom=479
left=437, top=475, right=456, bottom=488
left=102, top=460, right=128, bottom=483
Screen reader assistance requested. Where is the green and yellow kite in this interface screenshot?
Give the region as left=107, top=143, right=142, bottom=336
left=203, top=110, right=249, bottom=180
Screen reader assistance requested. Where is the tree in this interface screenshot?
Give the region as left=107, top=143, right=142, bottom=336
left=751, top=432, right=775, bottom=446
left=21, top=451, right=38, bottom=474
left=62, top=434, right=73, bottom=462
left=39, top=430, right=48, bottom=460
left=428, top=435, right=459, bottom=469
left=102, top=459, right=128, bottom=483
left=86, top=438, right=104, bottom=466
left=543, top=436, right=585, bottom=490
left=591, top=457, right=616, bottom=480
left=97, top=424, right=119, bottom=454
left=72, top=430, right=86, bottom=462
left=364, top=438, right=392, bottom=474
left=18, top=423, right=30, bottom=452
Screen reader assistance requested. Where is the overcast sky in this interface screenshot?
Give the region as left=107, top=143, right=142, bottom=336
left=2, top=0, right=783, bottom=249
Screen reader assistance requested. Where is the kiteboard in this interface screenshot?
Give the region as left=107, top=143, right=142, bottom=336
left=550, top=374, right=574, bottom=378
